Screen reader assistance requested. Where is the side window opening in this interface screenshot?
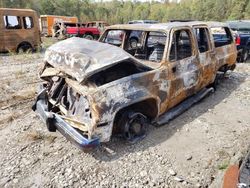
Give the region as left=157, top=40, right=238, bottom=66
left=194, top=27, right=210, bottom=53
left=23, top=16, right=33, bottom=29
left=169, top=29, right=193, bottom=61
left=211, top=27, right=233, bottom=48
left=4, top=15, right=21, bottom=29
left=104, top=30, right=125, bottom=47
left=102, top=30, right=167, bottom=63
left=126, top=31, right=166, bottom=62
left=146, top=32, right=166, bottom=62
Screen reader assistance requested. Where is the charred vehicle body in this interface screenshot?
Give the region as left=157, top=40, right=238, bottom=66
left=33, top=22, right=237, bottom=149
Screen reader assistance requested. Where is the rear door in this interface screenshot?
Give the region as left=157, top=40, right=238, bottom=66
left=193, top=26, right=217, bottom=88
left=210, top=26, right=236, bottom=69
left=22, top=15, right=37, bottom=46
left=167, top=27, right=201, bottom=108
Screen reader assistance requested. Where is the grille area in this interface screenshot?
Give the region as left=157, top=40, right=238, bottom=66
left=48, top=76, right=92, bottom=124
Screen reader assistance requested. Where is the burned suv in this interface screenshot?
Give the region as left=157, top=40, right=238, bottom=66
left=33, top=22, right=237, bottom=149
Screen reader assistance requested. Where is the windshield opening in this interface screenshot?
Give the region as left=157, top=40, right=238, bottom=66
left=101, top=29, right=167, bottom=63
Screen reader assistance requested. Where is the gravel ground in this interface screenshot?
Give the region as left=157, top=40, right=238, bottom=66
left=0, top=54, right=250, bottom=188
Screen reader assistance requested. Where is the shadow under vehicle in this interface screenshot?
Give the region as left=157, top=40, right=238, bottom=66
left=0, top=8, right=41, bottom=53
left=32, top=21, right=237, bottom=150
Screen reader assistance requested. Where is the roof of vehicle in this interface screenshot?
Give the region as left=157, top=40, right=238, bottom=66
left=108, top=21, right=229, bottom=32
left=226, top=20, right=250, bottom=30
left=0, top=8, right=36, bottom=12
left=128, top=20, right=159, bottom=24
left=40, top=15, right=77, bottom=18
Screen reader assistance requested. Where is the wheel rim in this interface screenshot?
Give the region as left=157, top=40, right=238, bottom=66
left=124, top=112, right=147, bottom=143
left=85, top=35, right=93, bottom=40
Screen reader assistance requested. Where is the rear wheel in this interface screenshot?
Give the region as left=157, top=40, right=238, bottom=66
left=118, top=111, right=148, bottom=143
left=17, top=43, right=32, bottom=53
left=85, top=34, right=94, bottom=40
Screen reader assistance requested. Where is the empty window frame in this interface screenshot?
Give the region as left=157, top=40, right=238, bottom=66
left=23, top=16, right=33, bottom=29
left=104, top=30, right=125, bottom=46
left=126, top=30, right=166, bottom=62
left=169, top=29, right=193, bottom=61
left=4, top=15, right=21, bottom=29
left=147, top=31, right=167, bottom=62
left=211, top=27, right=233, bottom=48
left=194, top=27, right=210, bottom=53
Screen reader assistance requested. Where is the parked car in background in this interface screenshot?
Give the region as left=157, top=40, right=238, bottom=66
left=33, top=21, right=237, bottom=149
left=227, top=20, right=250, bottom=62
left=0, top=8, right=41, bottom=53
left=52, top=21, right=108, bottom=40
left=40, top=15, right=78, bottom=37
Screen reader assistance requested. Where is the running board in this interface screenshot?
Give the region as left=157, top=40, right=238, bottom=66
left=154, top=87, right=214, bottom=126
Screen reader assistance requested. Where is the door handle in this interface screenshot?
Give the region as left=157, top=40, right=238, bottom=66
left=172, top=66, right=177, bottom=73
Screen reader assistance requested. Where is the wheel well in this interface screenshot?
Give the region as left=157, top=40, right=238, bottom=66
left=17, top=41, right=32, bottom=51
left=85, top=32, right=93, bottom=36
left=112, top=98, right=158, bottom=134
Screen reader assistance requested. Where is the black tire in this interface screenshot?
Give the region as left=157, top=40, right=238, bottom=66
left=118, top=111, right=148, bottom=143
left=84, top=34, right=94, bottom=40
left=240, top=49, right=249, bottom=62
left=17, top=43, right=32, bottom=53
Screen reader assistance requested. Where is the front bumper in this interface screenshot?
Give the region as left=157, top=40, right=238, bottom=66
left=32, top=89, right=99, bottom=149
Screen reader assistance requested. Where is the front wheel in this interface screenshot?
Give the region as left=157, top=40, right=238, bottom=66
left=119, top=111, right=148, bottom=143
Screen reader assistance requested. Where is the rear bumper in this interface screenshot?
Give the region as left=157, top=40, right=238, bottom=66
left=32, top=89, right=99, bottom=149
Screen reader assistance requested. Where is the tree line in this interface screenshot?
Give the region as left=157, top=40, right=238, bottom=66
left=1, top=0, right=250, bottom=24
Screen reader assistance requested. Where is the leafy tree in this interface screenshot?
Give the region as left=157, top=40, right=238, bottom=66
left=1, top=0, right=250, bottom=24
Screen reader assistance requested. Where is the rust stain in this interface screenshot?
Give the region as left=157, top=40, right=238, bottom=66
left=223, top=165, right=239, bottom=188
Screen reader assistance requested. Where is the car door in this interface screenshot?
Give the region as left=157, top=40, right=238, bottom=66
left=210, top=26, right=236, bottom=70
left=193, top=26, right=217, bottom=88
left=167, top=27, right=201, bottom=109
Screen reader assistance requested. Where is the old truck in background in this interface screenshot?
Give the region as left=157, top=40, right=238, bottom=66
left=0, top=8, right=41, bottom=53
left=40, top=15, right=78, bottom=37
left=227, top=20, right=250, bottom=62
left=33, top=21, right=237, bottom=149
left=52, top=21, right=109, bottom=40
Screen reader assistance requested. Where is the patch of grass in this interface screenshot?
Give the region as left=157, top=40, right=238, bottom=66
left=46, top=135, right=57, bottom=144
left=218, top=160, right=230, bottom=170
left=0, top=111, right=20, bottom=125
left=42, top=37, right=57, bottom=49
left=27, top=131, right=44, bottom=141
left=12, top=87, right=36, bottom=101
left=14, top=69, right=25, bottom=78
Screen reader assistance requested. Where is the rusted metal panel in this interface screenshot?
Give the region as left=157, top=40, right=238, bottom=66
left=0, top=8, right=41, bottom=52
left=40, top=15, right=78, bottom=37
left=33, top=21, right=237, bottom=148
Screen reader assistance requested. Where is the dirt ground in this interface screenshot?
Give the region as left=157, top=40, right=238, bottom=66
left=0, top=53, right=250, bottom=188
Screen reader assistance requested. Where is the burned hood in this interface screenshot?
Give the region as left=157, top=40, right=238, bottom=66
left=44, top=37, right=148, bottom=82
